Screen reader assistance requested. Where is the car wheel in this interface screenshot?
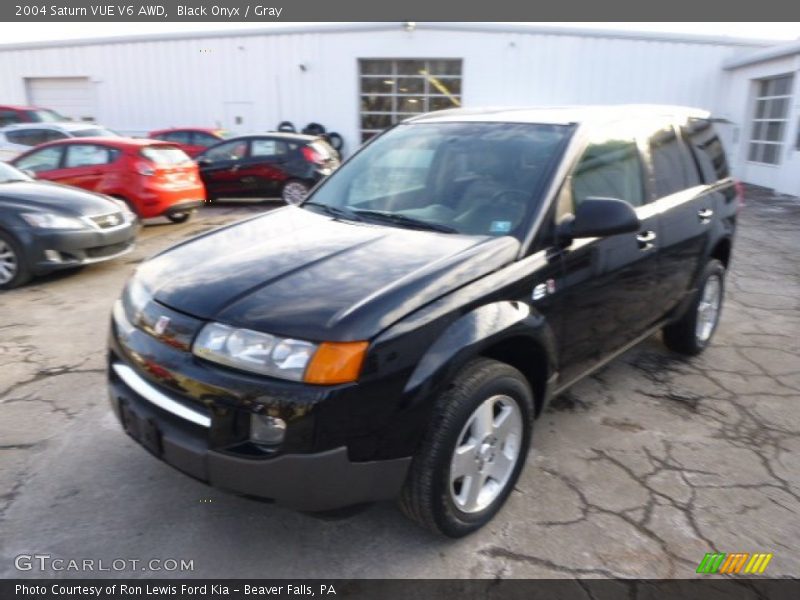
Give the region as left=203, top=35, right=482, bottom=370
left=281, top=180, right=310, bottom=206
left=662, top=259, right=726, bottom=355
left=0, top=230, right=31, bottom=290
left=399, top=358, right=534, bottom=537
left=166, top=211, right=194, bottom=224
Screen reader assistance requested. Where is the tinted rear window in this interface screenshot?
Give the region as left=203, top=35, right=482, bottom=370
left=682, top=118, right=730, bottom=183
left=140, top=146, right=192, bottom=165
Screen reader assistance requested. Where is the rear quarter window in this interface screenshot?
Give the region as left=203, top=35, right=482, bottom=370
left=649, top=125, right=701, bottom=198
left=682, top=118, right=730, bottom=183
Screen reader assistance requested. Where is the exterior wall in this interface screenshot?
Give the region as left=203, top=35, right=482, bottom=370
left=720, top=55, right=800, bottom=196
left=0, top=26, right=760, bottom=158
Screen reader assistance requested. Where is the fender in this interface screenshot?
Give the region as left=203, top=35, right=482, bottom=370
left=403, top=300, right=559, bottom=410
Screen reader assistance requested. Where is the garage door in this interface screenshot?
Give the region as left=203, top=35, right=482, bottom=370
left=26, top=77, right=95, bottom=122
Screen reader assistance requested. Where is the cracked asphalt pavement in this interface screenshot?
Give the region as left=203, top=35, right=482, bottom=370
left=1, top=190, right=798, bottom=579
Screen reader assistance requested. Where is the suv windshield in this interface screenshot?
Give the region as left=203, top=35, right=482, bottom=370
left=303, top=121, right=571, bottom=239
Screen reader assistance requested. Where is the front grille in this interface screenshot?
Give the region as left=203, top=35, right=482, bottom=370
left=85, top=241, right=131, bottom=259
left=89, top=212, right=124, bottom=229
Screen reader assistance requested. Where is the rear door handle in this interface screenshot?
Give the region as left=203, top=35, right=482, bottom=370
left=698, top=208, right=714, bottom=222
left=636, top=230, right=657, bottom=250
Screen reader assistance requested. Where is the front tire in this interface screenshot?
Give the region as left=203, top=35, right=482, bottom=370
left=399, top=358, right=534, bottom=537
left=662, top=259, right=725, bottom=355
left=0, top=230, right=31, bottom=290
left=281, top=180, right=310, bottom=206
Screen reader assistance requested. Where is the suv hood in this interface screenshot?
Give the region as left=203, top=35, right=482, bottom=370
left=137, top=207, right=519, bottom=341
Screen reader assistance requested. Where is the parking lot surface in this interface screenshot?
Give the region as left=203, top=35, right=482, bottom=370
left=1, top=191, right=798, bottom=579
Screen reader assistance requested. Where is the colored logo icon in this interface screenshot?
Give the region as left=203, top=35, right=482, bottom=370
left=696, top=552, right=773, bottom=574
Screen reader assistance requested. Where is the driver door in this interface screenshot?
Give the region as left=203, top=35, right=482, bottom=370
left=197, top=139, right=249, bottom=197
left=553, top=128, right=662, bottom=386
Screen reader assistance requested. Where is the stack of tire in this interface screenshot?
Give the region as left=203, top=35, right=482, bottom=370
left=277, top=121, right=344, bottom=158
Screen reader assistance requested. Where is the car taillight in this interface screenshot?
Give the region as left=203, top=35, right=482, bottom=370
left=734, top=179, right=745, bottom=212
left=135, top=162, right=156, bottom=176
left=302, top=146, right=323, bottom=164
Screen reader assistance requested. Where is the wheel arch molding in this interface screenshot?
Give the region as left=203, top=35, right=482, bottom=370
left=402, top=301, right=558, bottom=416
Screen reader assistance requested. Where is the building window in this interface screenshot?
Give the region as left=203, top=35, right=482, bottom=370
left=748, top=74, right=794, bottom=165
left=359, top=59, right=462, bottom=143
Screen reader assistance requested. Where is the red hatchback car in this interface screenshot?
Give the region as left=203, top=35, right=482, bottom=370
left=12, top=138, right=206, bottom=222
left=148, top=127, right=231, bottom=158
left=0, top=104, right=67, bottom=127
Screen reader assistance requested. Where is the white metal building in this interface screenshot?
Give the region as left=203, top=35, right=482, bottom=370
left=0, top=23, right=798, bottom=194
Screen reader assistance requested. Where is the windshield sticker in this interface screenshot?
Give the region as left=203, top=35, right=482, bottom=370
left=490, top=220, right=512, bottom=233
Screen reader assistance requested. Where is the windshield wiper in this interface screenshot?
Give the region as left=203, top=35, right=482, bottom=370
left=352, top=209, right=458, bottom=234
left=302, top=201, right=362, bottom=222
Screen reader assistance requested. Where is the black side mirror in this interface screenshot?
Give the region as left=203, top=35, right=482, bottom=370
left=559, top=197, right=640, bottom=242
left=195, top=157, right=211, bottom=167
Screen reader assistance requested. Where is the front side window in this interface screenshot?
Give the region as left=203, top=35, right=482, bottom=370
left=201, top=139, right=248, bottom=162
left=65, top=144, right=115, bottom=168
left=193, top=131, right=223, bottom=147
left=748, top=74, right=794, bottom=165
left=359, top=59, right=462, bottom=143
left=161, top=131, right=191, bottom=144
left=572, top=137, right=645, bottom=209
left=15, top=146, right=63, bottom=172
left=70, top=127, right=118, bottom=138
left=649, top=125, right=701, bottom=198
left=304, top=121, right=571, bottom=239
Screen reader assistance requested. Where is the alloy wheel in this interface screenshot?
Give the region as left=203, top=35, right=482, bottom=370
left=0, top=239, right=18, bottom=285
left=283, top=182, right=309, bottom=205
left=696, top=274, right=722, bottom=342
left=449, top=394, right=523, bottom=513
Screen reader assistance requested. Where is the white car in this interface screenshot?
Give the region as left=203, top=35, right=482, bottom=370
left=0, top=122, right=119, bottom=162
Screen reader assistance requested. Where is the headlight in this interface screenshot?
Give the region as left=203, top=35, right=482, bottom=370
left=122, top=276, right=152, bottom=323
left=20, top=212, right=85, bottom=229
left=108, top=197, right=135, bottom=218
left=193, top=323, right=316, bottom=381
left=193, top=322, right=368, bottom=384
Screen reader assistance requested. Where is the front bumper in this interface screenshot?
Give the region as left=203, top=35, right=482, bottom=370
left=108, top=360, right=410, bottom=511
left=107, top=302, right=411, bottom=511
left=25, top=221, right=137, bottom=274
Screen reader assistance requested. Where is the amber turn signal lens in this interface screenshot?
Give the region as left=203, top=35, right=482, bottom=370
left=304, top=341, right=368, bottom=384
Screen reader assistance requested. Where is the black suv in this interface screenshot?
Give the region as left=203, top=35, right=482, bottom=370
left=108, top=106, right=737, bottom=537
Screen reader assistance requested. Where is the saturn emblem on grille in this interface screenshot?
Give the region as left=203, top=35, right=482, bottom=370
left=154, top=315, right=171, bottom=335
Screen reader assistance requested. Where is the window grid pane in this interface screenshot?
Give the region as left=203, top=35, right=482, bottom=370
left=749, top=73, right=793, bottom=165
left=359, top=59, right=462, bottom=141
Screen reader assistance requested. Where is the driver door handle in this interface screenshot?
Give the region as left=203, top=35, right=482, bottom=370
left=698, top=208, right=714, bottom=222
left=636, top=230, right=657, bottom=250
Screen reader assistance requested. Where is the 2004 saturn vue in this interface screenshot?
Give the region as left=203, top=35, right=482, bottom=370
left=108, top=106, right=737, bottom=536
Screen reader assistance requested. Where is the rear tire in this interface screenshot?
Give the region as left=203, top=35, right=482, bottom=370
left=662, top=259, right=725, bottom=355
left=0, top=230, right=31, bottom=290
left=167, top=211, right=194, bottom=224
left=281, top=180, right=310, bottom=206
left=399, top=358, right=534, bottom=537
